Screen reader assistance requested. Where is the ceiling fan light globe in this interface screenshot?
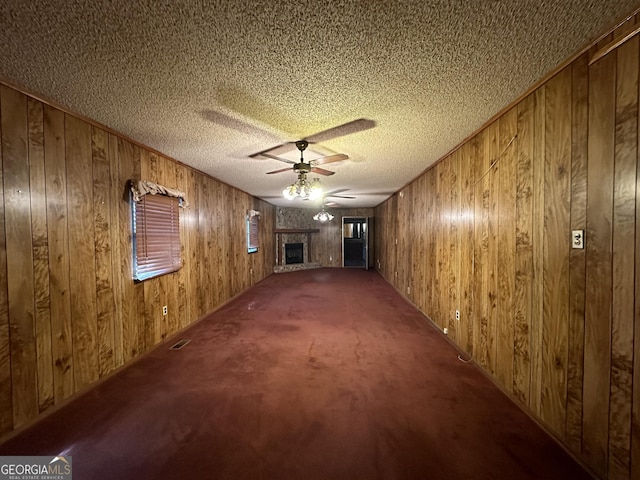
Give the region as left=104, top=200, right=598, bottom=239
left=309, top=186, right=323, bottom=201
left=283, top=185, right=297, bottom=200
left=313, top=209, right=334, bottom=222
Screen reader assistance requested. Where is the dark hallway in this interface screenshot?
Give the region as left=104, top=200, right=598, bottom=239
left=0, top=269, right=591, bottom=479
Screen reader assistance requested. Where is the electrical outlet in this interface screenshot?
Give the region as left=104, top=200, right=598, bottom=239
left=250, top=268, right=253, bottom=275
left=407, top=286, right=411, bottom=294
left=443, top=327, right=449, bottom=335
left=395, top=271, right=398, bottom=278
left=572, top=230, right=584, bottom=249
left=329, top=255, right=333, bottom=261
left=162, top=305, right=168, bottom=316
left=456, top=310, right=460, bottom=321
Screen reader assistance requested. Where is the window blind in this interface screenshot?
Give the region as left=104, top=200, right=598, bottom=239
left=133, top=194, right=181, bottom=281
left=246, top=210, right=260, bottom=254
left=248, top=215, right=259, bottom=253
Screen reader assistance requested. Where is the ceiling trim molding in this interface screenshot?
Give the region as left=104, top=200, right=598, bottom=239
left=589, top=20, right=640, bottom=65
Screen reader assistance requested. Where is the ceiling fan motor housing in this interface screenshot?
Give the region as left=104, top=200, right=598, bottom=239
left=293, top=162, right=311, bottom=174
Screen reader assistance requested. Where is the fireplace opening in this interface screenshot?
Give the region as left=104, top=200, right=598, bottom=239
left=285, top=243, right=304, bottom=265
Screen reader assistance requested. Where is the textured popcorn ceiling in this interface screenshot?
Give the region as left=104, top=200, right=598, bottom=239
left=1, top=0, right=638, bottom=207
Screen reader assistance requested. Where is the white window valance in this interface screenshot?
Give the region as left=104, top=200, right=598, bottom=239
left=130, top=180, right=189, bottom=208
left=248, top=209, right=261, bottom=218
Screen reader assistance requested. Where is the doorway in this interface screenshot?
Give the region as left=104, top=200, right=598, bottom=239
left=342, top=217, right=369, bottom=268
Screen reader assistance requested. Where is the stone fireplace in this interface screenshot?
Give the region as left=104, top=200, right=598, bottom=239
left=274, top=207, right=322, bottom=273
left=274, top=231, right=319, bottom=272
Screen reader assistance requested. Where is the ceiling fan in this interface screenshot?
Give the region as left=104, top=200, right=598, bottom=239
left=259, top=140, right=347, bottom=176
left=303, top=188, right=355, bottom=204
left=248, top=118, right=376, bottom=176
left=323, top=188, right=355, bottom=200
left=311, top=189, right=358, bottom=220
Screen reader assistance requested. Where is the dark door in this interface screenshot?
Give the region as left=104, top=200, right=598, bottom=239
left=342, top=217, right=369, bottom=268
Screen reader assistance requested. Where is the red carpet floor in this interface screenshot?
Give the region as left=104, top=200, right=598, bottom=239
left=0, top=269, right=592, bottom=479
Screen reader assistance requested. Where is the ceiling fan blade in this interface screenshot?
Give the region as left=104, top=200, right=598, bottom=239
left=250, top=118, right=374, bottom=160
left=310, top=167, right=335, bottom=176
left=323, top=188, right=349, bottom=196
left=322, top=188, right=355, bottom=199
left=260, top=152, right=297, bottom=165
left=249, top=143, right=296, bottom=159
left=310, top=153, right=349, bottom=166
left=266, top=167, right=295, bottom=175
left=305, top=118, right=376, bottom=144
left=327, top=194, right=356, bottom=199
left=324, top=201, right=340, bottom=207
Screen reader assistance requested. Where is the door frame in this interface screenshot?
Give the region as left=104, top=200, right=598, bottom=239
left=342, top=216, right=369, bottom=269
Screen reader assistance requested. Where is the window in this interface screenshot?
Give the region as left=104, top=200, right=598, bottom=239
left=132, top=193, right=182, bottom=281
left=247, top=210, right=260, bottom=253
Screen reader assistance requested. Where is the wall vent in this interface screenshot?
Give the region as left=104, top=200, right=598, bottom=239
left=169, top=339, right=191, bottom=350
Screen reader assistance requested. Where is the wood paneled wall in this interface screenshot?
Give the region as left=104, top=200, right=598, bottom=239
left=277, top=206, right=374, bottom=267
left=0, top=84, right=275, bottom=438
left=374, top=20, right=640, bottom=480
left=313, top=208, right=374, bottom=267
left=276, top=207, right=375, bottom=267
